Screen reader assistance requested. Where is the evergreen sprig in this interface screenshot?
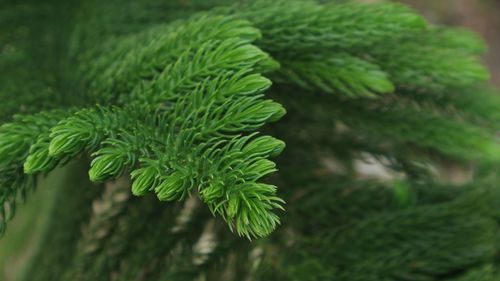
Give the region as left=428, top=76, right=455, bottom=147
left=4, top=13, right=286, bottom=238
left=1, top=1, right=500, bottom=279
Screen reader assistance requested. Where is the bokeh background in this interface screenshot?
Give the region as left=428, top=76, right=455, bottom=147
left=399, top=0, right=500, bottom=86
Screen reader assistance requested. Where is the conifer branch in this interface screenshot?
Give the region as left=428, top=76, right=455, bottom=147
left=2, top=0, right=500, bottom=280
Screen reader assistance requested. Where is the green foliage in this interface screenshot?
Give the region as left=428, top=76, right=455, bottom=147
left=290, top=188, right=499, bottom=281
left=274, top=54, right=395, bottom=97
left=1, top=0, right=500, bottom=280
left=4, top=8, right=287, bottom=238
left=232, top=1, right=427, bottom=54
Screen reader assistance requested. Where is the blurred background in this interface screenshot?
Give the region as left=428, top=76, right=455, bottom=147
left=1, top=0, right=500, bottom=280
left=399, top=0, right=500, bottom=86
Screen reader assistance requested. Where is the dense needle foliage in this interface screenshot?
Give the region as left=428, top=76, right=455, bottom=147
left=1, top=0, right=500, bottom=280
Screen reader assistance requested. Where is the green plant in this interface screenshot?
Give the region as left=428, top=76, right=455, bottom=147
left=1, top=0, right=500, bottom=280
